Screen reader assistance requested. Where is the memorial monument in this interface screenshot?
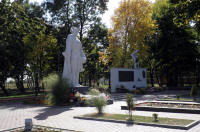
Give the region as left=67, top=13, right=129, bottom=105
left=62, top=27, right=86, bottom=87
left=110, top=50, right=147, bottom=92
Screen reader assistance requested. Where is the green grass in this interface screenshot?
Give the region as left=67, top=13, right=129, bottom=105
left=83, top=113, right=194, bottom=126
left=0, top=93, right=43, bottom=99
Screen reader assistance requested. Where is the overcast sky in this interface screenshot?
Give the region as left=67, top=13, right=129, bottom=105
left=29, top=0, right=155, bottom=28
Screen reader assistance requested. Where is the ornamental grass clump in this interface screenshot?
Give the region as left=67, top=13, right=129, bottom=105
left=44, top=74, right=71, bottom=105
left=126, top=94, right=134, bottom=121
left=87, top=94, right=107, bottom=114
left=87, top=88, right=100, bottom=95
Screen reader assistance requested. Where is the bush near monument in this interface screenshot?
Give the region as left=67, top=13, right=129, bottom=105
left=44, top=74, right=71, bottom=105
left=87, top=93, right=107, bottom=114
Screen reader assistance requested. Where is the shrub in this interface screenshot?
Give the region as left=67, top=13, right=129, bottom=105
left=116, top=85, right=129, bottom=93
left=87, top=94, right=107, bottom=114
left=87, top=88, right=100, bottom=95
left=133, top=89, right=140, bottom=94
left=139, top=88, right=146, bottom=94
left=126, top=94, right=134, bottom=120
left=190, top=86, right=198, bottom=97
left=44, top=74, right=71, bottom=105
left=152, top=113, right=158, bottom=122
left=176, top=95, right=180, bottom=100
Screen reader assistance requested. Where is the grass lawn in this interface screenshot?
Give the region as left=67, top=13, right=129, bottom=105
left=83, top=113, right=194, bottom=126
left=0, top=93, right=43, bottom=99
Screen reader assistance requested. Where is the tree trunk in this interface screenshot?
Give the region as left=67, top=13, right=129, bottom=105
left=0, top=82, right=8, bottom=96
left=167, top=73, right=178, bottom=88
left=196, top=66, right=200, bottom=87
left=15, top=74, right=25, bottom=93
left=149, top=69, right=154, bottom=87
left=155, top=71, right=161, bottom=87
left=34, top=73, right=39, bottom=96
left=89, top=74, right=92, bottom=87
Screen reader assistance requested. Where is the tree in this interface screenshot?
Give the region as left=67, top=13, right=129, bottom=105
left=0, top=0, right=58, bottom=95
left=126, top=94, right=134, bottom=120
left=0, top=0, right=33, bottom=93
left=169, top=0, right=200, bottom=86
left=81, top=23, right=109, bottom=87
left=106, top=0, right=155, bottom=68
left=170, top=0, right=200, bottom=33
left=44, top=0, right=109, bottom=75
left=147, top=0, right=199, bottom=87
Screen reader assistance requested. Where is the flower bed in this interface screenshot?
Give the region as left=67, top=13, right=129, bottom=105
left=74, top=113, right=198, bottom=130
left=121, top=101, right=200, bottom=114
left=137, top=102, right=200, bottom=109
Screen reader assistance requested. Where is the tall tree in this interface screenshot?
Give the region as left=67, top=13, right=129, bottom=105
left=170, top=0, right=200, bottom=33
left=147, top=0, right=199, bottom=87
left=106, top=0, right=155, bottom=68
left=44, top=0, right=109, bottom=77
left=0, top=0, right=33, bottom=93
left=81, top=23, right=109, bottom=86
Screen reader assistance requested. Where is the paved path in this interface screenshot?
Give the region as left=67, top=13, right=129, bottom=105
left=1, top=90, right=200, bottom=132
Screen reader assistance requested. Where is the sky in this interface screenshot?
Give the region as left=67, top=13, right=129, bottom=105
left=29, top=0, right=155, bottom=28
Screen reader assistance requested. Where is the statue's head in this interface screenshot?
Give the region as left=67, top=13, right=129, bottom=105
left=71, top=27, right=80, bottom=36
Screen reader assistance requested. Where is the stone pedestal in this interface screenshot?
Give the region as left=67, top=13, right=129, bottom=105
left=74, top=86, right=90, bottom=94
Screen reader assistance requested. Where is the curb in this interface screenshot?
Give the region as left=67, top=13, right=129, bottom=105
left=121, top=106, right=200, bottom=114
left=157, top=99, right=200, bottom=103
left=0, top=125, right=81, bottom=132
left=74, top=116, right=200, bottom=130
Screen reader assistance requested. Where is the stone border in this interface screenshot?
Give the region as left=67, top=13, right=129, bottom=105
left=121, top=106, right=200, bottom=114
left=0, top=125, right=81, bottom=132
left=74, top=116, right=200, bottom=130
left=157, top=99, right=200, bottom=103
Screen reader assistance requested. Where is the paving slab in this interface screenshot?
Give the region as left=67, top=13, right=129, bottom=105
left=1, top=90, right=200, bottom=132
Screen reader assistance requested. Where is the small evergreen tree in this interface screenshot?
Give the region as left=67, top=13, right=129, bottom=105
left=126, top=94, right=134, bottom=121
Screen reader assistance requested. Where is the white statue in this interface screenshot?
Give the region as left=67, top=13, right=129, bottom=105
left=131, top=50, right=139, bottom=69
left=62, top=27, right=86, bottom=87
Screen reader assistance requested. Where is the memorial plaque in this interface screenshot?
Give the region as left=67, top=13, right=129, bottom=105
left=119, top=71, right=134, bottom=82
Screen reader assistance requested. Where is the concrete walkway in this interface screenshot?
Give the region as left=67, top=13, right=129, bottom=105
left=1, top=90, right=200, bottom=132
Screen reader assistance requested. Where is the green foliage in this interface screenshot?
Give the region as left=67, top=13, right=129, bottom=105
left=190, top=86, right=198, bottom=97
left=44, top=74, right=71, bottom=105
left=81, top=23, right=109, bottom=86
left=170, top=0, right=200, bottom=33
left=152, top=113, right=158, bottom=122
left=0, top=0, right=58, bottom=95
left=87, top=89, right=100, bottom=95
left=126, top=94, right=134, bottom=120
left=176, top=95, right=180, bottom=100
left=23, top=30, right=58, bottom=78
left=87, top=95, right=107, bottom=114
left=133, top=88, right=146, bottom=95
left=147, top=0, right=199, bottom=87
